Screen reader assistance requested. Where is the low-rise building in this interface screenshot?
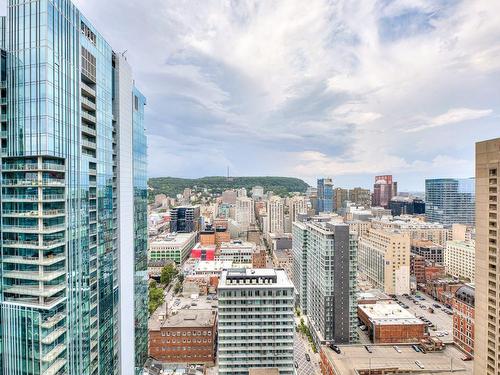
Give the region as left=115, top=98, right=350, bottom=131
left=150, top=232, right=198, bottom=264
left=357, top=302, right=426, bottom=343
left=453, top=284, right=475, bottom=357
left=411, top=240, right=444, bottom=264
left=216, top=240, right=256, bottom=266
left=445, top=240, right=475, bottom=282
left=149, top=309, right=217, bottom=365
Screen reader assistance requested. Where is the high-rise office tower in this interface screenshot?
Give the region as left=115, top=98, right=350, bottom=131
left=0, top=2, right=148, bottom=374
left=217, top=269, right=295, bottom=375
left=372, top=175, right=397, bottom=208
left=317, top=178, right=334, bottom=213
left=425, top=178, right=475, bottom=226
left=348, top=187, right=371, bottom=208
left=358, top=228, right=411, bottom=295
left=301, top=221, right=358, bottom=345
left=235, top=196, right=254, bottom=230
left=268, top=196, right=284, bottom=234
left=475, top=137, right=500, bottom=375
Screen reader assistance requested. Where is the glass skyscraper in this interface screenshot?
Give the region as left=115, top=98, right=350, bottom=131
left=425, top=178, right=475, bottom=226
left=0, top=1, right=148, bottom=375
left=317, top=178, right=333, bottom=213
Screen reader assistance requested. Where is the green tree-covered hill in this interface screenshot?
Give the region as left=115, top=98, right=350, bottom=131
left=148, top=176, right=309, bottom=197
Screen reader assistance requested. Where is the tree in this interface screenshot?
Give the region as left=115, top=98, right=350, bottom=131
left=148, top=286, right=165, bottom=314
left=160, top=264, right=177, bottom=285
left=178, top=273, right=185, bottom=284
left=174, top=281, right=182, bottom=295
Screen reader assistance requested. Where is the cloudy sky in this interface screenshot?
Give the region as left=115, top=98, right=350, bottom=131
left=5, top=0, right=500, bottom=190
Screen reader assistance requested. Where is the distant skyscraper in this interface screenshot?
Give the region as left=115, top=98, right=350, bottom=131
left=294, top=220, right=358, bottom=345
left=317, top=178, right=334, bottom=213
left=474, top=138, right=500, bottom=375
left=0, top=1, right=148, bottom=374
left=286, top=195, right=307, bottom=232
left=334, top=188, right=349, bottom=212
left=235, top=196, right=255, bottom=229
left=425, top=178, right=475, bottom=226
left=372, top=175, right=397, bottom=208
left=218, top=269, right=295, bottom=374
left=268, top=196, right=284, bottom=233
left=349, top=187, right=372, bottom=208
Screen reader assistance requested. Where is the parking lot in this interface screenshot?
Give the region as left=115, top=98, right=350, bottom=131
left=393, top=292, right=454, bottom=343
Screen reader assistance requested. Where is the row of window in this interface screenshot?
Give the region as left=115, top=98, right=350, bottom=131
left=160, top=330, right=212, bottom=337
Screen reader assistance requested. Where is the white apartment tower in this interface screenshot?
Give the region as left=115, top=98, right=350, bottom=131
left=217, top=269, right=295, bottom=375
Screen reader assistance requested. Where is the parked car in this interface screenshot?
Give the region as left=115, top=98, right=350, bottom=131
left=415, top=360, right=425, bottom=369
left=461, top=355, right=473, bottom=362
left=294, top=361, right=299, bottom=368
left=364, top=345, right=372, bottom=353
left=305, top=353, right=310, bottom=362
left=412, top=345, right=421, bottom=353
left=330, top=345, right=341, bottom=354
left=393, top=346, right=402, bottom=353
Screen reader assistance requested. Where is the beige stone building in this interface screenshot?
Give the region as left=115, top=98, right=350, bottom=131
left=444, top=240, right=475, bottom=282
left=358, top=228, right=411, bottom=295
left=475, top=137, right=500, bottom=375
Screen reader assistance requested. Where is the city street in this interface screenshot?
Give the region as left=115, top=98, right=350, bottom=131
left=294, top=331, right=321, bottom=375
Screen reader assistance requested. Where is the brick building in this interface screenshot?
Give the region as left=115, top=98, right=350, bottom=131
left=411, top=254, right=426, bottom=284
left=358, top=302, right=426, bottom=343
left=453, top=284, right=475, bottom=357
left=252, top=249, right=267, bottom=268
left=149, top=309, right=217, bottom=365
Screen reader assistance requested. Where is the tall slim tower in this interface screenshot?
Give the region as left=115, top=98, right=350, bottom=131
left=0, top=1, right=148, bottom=375
left=475, top=137, right=500, bottom=374
left=317, top=178, right=334, bottom=213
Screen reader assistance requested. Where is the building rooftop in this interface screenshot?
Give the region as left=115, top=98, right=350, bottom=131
left=321, top=345, right=470, bottom=375
left=161, top=309, right=216, bottom=329
left=219, top=268, right=293, bottom=289
left=358, top=302, right=423, bottom=325
left=149, top=295, right=218, bottom=331
left=150, top=232, right=196, bottom=246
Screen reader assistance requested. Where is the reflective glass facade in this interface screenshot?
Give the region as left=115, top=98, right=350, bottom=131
left=317, top=178, right=333, bottom=213
left=0, top=1, right=147, bottom=374
left=425, top=178, right=475, bottom=226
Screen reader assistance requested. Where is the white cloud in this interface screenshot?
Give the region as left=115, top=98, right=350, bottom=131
left=406, top=108, right=493, bottom=133
left=57, top=0, right=500, bottom=188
